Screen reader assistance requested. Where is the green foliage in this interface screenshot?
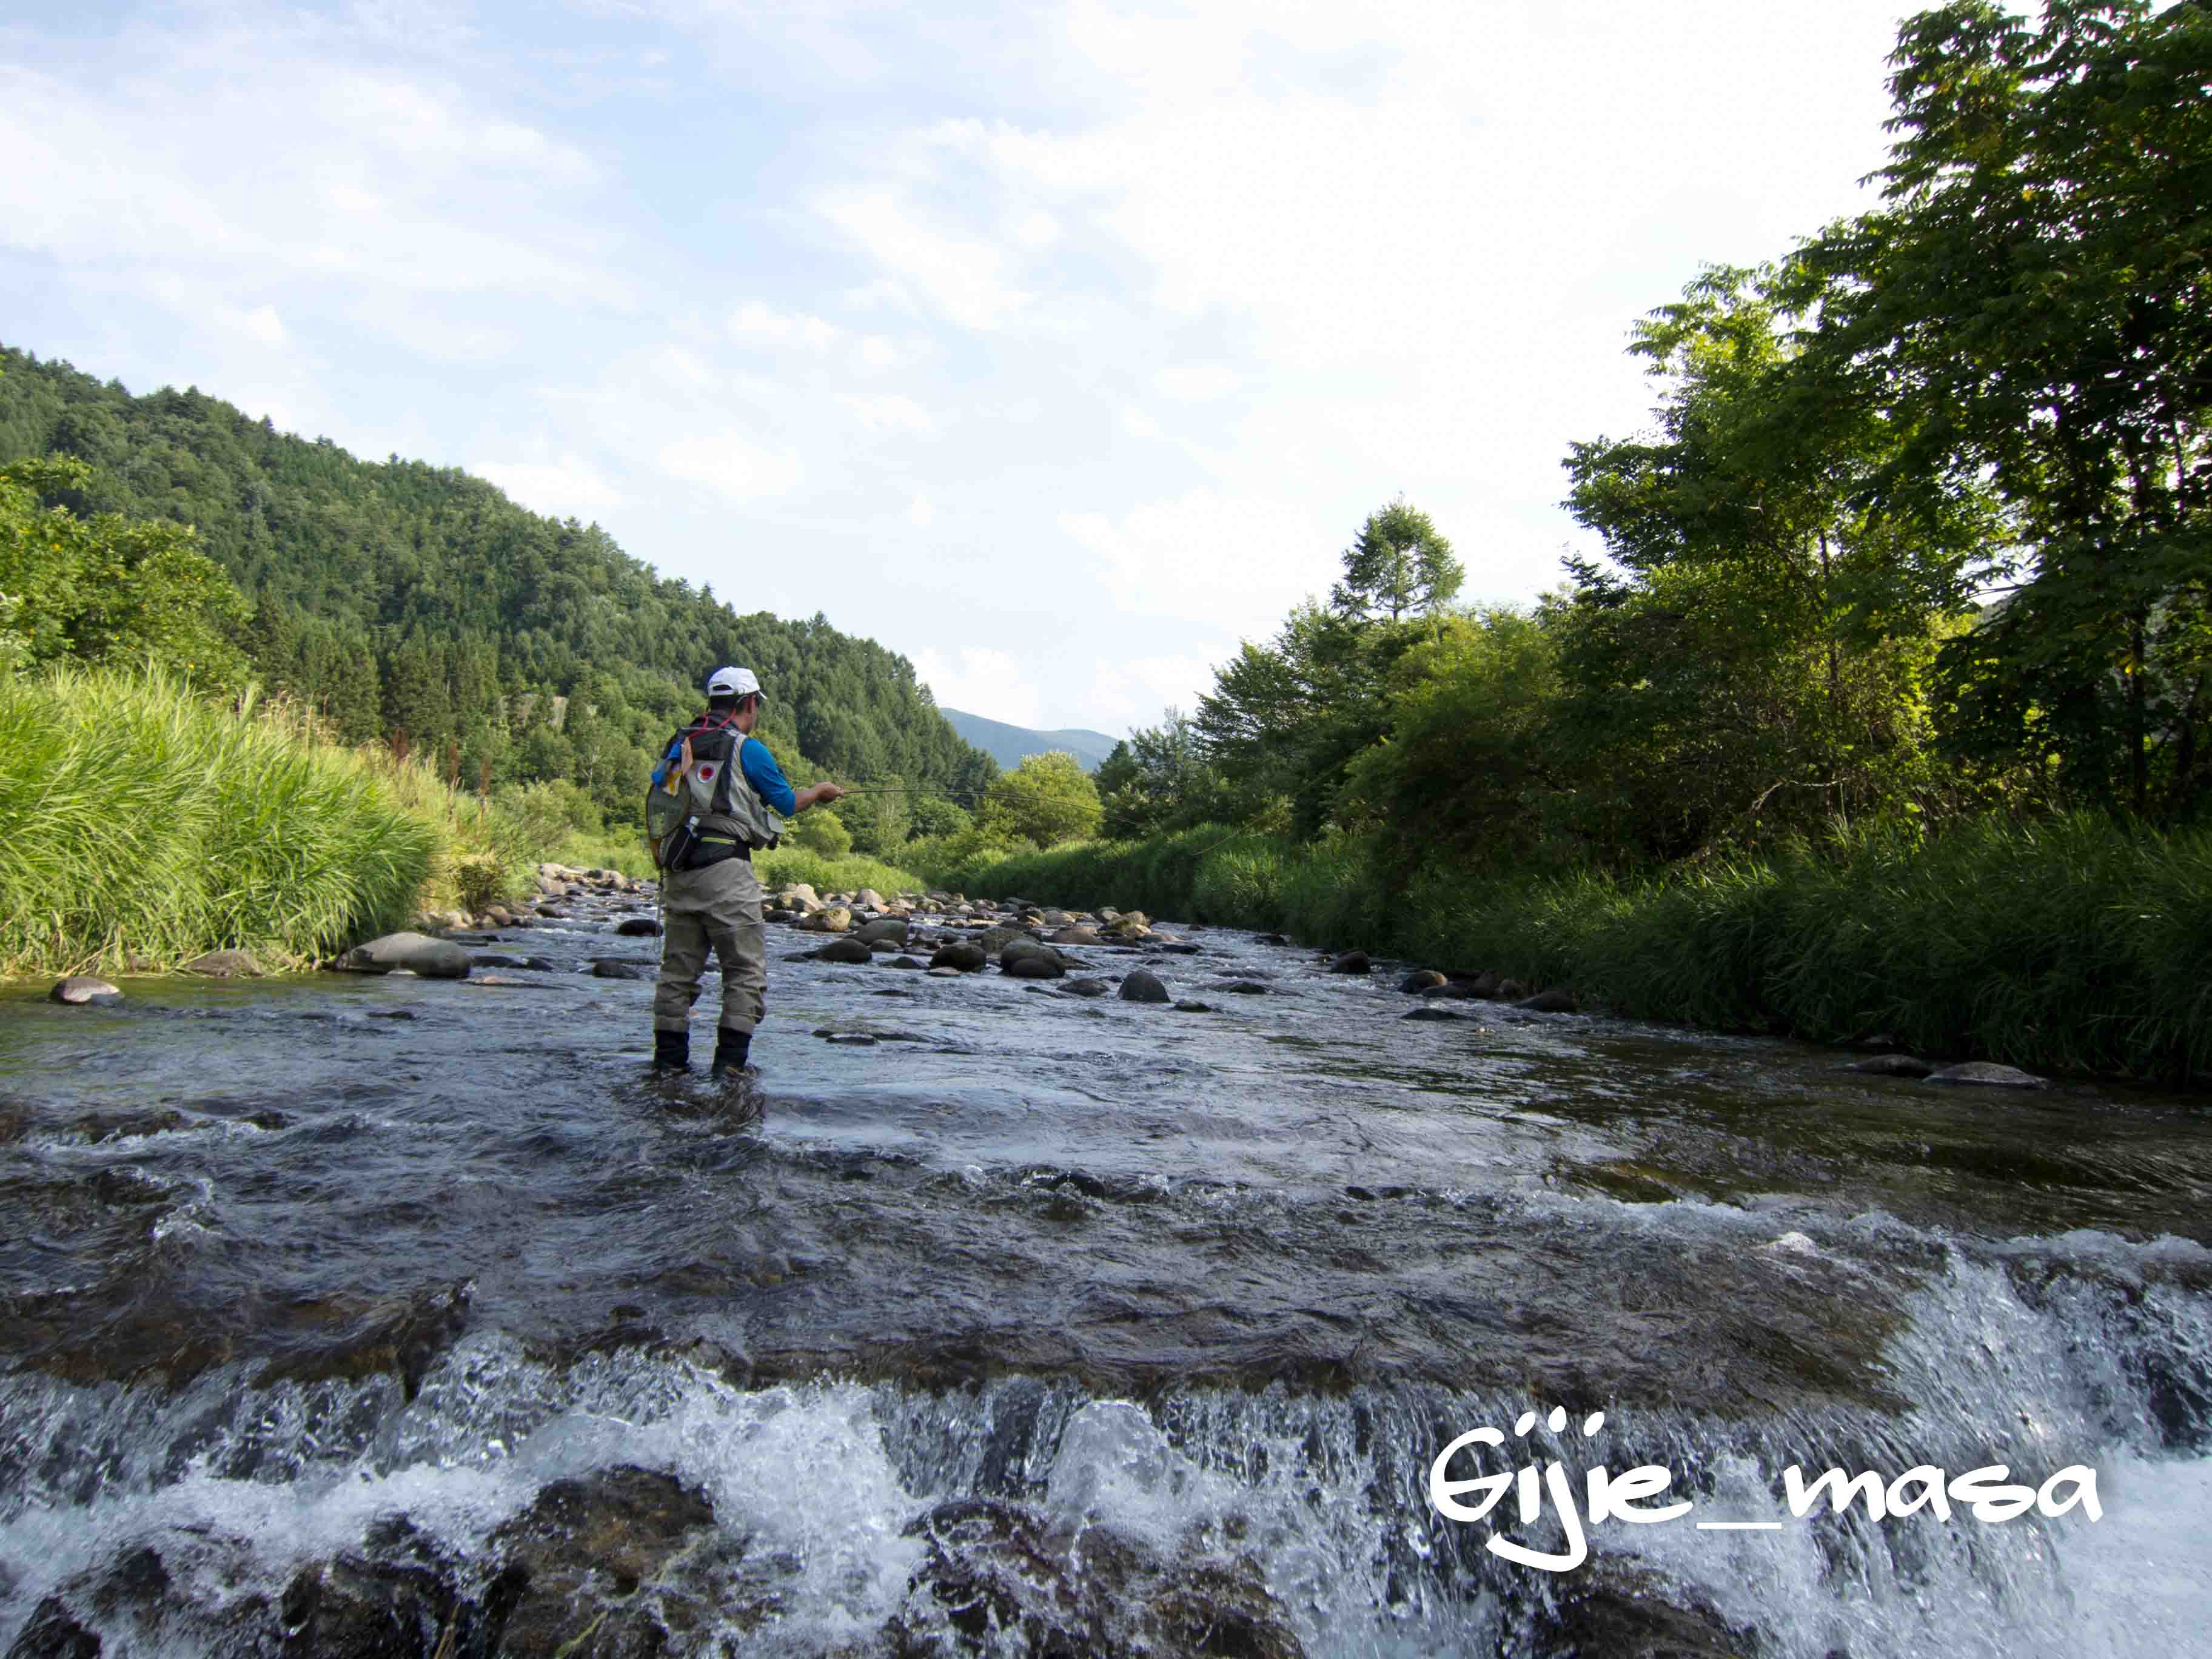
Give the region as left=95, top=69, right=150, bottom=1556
left=788, top=806, right=854, bottom=858
left=1329, top=497, right=1464, bottom=626
left=1786, top=0, right=2212, bottom=817
left=754, top=845, right=927, bottom=897
left=0, top=346, right=999, bottom=822
left=0, top=455, right=251, bottom=688
left=978, top=750, right=1103, bottom=846
left=0, top=666, right=441, bottom=974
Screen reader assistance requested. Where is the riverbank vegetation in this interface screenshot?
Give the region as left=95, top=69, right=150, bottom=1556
left=0, top=666, right=531, bottom=976
left=0, top=352, right=999, bottom=859
left=926, top=1, right=2212, bottom=1083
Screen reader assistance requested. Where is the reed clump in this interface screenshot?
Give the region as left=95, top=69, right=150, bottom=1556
left=0, top=665, right=531, bottom=977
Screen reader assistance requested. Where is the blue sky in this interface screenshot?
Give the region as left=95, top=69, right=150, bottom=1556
left=2, top=0, right=1916, bottom=736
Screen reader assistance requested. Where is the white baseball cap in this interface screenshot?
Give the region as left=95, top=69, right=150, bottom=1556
left=707, top=665, right=763, bottom=700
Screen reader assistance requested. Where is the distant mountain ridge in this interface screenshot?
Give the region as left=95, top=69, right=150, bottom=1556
left=940, top=708, right=1119, bottom=773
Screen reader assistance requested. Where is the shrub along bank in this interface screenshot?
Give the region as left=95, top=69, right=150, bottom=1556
left=930, top=817, right=2212, bottom=1085
left=0, top=666, right=532, bottom=977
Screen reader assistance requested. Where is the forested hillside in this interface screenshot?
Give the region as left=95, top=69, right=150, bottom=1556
left=0, top=346, right=996, bottom=844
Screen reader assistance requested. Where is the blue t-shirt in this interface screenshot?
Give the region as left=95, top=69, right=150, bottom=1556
left=739, top=736, right=798, bottom=816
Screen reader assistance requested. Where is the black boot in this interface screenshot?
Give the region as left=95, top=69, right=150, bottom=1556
left=652, top=1028, right=690, bottom=1074
left=710, top=1026, right=752, bottom=1079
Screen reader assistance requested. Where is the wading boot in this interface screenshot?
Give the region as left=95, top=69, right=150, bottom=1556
left=652, top=1028, right=690, bottom=1074
left=710, top=1026, right=752, bottom=1080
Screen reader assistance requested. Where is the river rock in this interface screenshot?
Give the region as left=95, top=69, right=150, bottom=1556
left=1927, top=1061, right=2048, bottom=1089
left=592, top=959, right=654, bottom=980
left=49, top=976, right=121, bottom=1005
left=1174, top=1000, right=1213, bottom=1013
left=615, top=916, right=662, bottom=937
left=890, top=1498, right=1301, bottom=1659
left=800, top=906, right=854, bottom=934
left=1003, top=952, right=1065, bottom=980
left=928, top=966, right=964, bottom=978
left=1851, top=1053, right=1936, bottom=1078
left=1213, top=980, right=1271, bottom=995
left=341, top=933, right=471, bottom=979
left=487, top=1466, right=729, bottom=1657
left=980, top=925, right=1031, bottom=957
left=1119, top=969, right=1171, bottom=1004
left=1051, top=925, right=1101, bottom=945
left=854, top=917, right=910, bottom=946
left=1330, top=950, right=1370, bottom=974
left=816, top=937, right=874, bottom=965
left=1517, top=987, right=1580, bottom=1013
left=1403, top=1007, right=1463, bottom=1021
left=930, top=942, right=988, bottom=973
left=181, top=948, right=264, bottom=978
left=1065, top=977, right=1110, bottom=997
left=1399, top=970, right=1447, bottom=993
left=888, top=955, right=926, bottom=970
left=1259, top=931, right=1288, bottom=944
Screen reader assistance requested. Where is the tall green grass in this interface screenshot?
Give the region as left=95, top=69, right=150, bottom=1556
left=756, top=845, right=927, bottom=896
left=927, top=814, right=2211, bottom=1082
left=0, top=666, right=529, bottom=976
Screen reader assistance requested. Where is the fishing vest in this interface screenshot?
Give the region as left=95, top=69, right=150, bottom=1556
left=646, top=716, right=782, bottom=867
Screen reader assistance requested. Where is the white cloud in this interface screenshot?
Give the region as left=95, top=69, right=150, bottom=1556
left=475, top=455, right=624, bottom=517
left=819, top=192, right=1031, bottom=331
left=841, top=393, right=941, bottom=437
left=222, top=304, right=287, bottom=347
left=1155, top=361, right=1239, bottom=402
left=1085, top=650, right=1227, bottom=731
left=1061, top=491, right=1333, bottom=635
left=905, top=492, right=936, bottom=528
left=726, top=300, right=842, bottom=351
left=656, top=431, right=802, bottom=502
left=1119, top=405, right=1162, bottom=440
left=914, top=646, right=1042, bottom=726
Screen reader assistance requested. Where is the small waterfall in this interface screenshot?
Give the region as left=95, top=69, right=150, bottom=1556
left=4, top=1228, right=2206, bottom=1657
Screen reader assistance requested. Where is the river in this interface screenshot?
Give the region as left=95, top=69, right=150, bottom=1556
left=2, top=882, right=2207, bottom=1656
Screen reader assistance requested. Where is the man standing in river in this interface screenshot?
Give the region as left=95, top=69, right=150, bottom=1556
left=651, top=666, right=843, bottom=1079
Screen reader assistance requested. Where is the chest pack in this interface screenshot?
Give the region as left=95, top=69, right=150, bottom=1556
left=646, top=716, right=781, bottom=869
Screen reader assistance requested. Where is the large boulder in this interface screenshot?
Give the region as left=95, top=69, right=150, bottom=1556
left=1003, top=952, right=1066, bottom=980
left=50, top=976, right=121, bottom=1005
left=1399, top=970, right=1447, bottom=994
left=979, top=925, right=1032, bottom=958
left=1329, top=950, right=1370, bottom=974
left=340, top=933, right=472, bottom=979
left=854, top=917, right=910, bottom=947
left=615, top=916, right=662, bottom=937
left=1119, top=969, right=1171, bottom=1004
left=592, top=959, right=654, bottom=980
left=855, top=888, right=887, bottom=910
left=1050, top=925, right=1101, bottom=945
left=816, top=937, right=873, bottom=965
left=930, top=942, right=988, bottom=973
left=799, top=907, right=854, bottom=934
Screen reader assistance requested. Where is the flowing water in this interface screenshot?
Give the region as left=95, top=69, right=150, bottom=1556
left=2, top=886, right=2208, bottom=1657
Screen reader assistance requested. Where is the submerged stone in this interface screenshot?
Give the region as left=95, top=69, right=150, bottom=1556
left=1851, top=1053, right=1936, bottom=1078
left=1927, top=1061, right=2048, bottom=1090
